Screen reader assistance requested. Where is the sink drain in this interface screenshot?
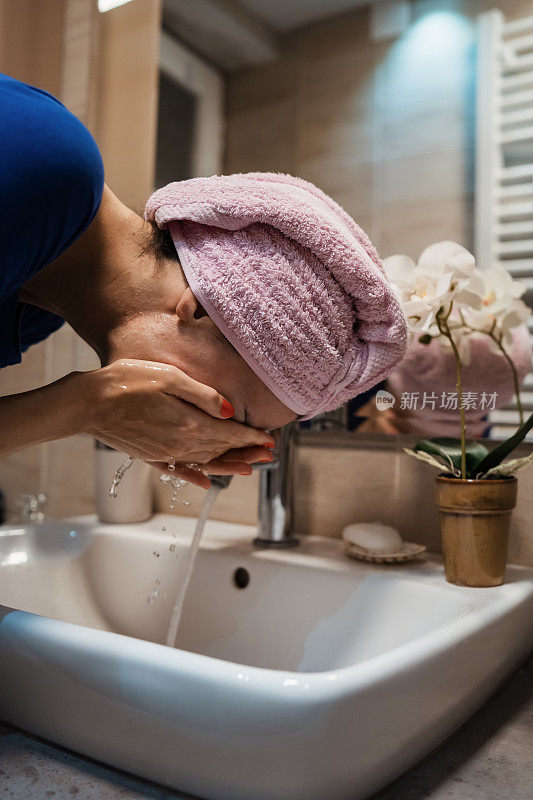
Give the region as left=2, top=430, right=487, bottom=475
left=233, top=567, right=250, bottom=589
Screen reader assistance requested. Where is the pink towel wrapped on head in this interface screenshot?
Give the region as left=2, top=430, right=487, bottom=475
left=145, top=172, right=407, bottom=419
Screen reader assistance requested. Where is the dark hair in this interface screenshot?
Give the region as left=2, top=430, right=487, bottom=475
left=141, top=220, right=180, bottom=263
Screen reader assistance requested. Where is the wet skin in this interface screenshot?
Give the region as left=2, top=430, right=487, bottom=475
left=107, top=297, right=297, bottom=432
left=14, top=186, right=296, bottom=488
left=104, top=290, right=298, bottom=487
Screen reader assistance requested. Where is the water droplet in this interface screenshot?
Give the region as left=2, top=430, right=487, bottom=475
left=153, top=551, right=160, bottom=558
left=160, top=473, right=188, bottom=510
left=109, top=457, right=134, bottom=498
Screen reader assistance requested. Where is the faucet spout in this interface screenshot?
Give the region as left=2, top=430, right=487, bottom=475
left=208, top=474, right=233, bottom=490
left=253, top=424, right=299, bottom=548
left=208, top=426, right=298, bottom=548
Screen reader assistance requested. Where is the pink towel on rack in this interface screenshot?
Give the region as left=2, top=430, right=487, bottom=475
left=145, top=172, right=407, bottom=418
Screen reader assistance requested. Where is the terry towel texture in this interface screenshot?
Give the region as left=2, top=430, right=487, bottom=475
left=145, top=172, right=408, bottom=418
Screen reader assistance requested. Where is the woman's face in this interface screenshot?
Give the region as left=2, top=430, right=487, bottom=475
left=166, top=320, right=297, bottom=430
left=110, top=308, right=297, bottom=432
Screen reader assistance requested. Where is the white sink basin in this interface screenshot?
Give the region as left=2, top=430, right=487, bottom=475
left=0, top=514, right=531, bottom=800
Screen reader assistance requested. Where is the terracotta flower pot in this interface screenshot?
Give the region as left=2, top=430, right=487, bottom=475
left=435, top=475, right=517, bottom=587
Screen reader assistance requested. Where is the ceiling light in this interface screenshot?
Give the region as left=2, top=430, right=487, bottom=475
left=98, top=0, right=134, bottom=13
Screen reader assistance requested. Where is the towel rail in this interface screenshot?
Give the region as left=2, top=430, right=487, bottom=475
left=501, top=89, right=533, bottom=108
left=503, top=15, right=533, bottom=37
left=476, top=9, right=533, bottom=438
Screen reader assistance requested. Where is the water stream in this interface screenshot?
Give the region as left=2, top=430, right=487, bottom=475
left=165, top=484, right=222, bottom=648
left=110, top=456, right=222, bottom=648
left=109, top=457, right=134, bottom=498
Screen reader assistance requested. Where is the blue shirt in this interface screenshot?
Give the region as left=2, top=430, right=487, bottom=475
left=0, top=74, right=104, bottom=368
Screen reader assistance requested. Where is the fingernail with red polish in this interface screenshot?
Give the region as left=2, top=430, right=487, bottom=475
left=220, top=399, right=235, bottom=418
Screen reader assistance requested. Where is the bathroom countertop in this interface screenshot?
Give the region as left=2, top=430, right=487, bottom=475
left=0, top=653, right=531, bottom=800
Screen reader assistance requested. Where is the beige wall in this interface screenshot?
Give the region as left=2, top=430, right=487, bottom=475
left=0, top=0, right=65, bottom=94
left=0, top=0, right=161, bottom=519
left=225, top=0, right=532, bottom=260
left=95, top=0, right=161, bottom=208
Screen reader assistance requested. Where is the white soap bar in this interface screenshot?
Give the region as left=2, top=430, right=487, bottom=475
left=342, top=521, right=403, bottom=552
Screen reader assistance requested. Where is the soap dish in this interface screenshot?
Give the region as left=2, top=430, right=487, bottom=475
left=344, top=541, right=426, bottom=564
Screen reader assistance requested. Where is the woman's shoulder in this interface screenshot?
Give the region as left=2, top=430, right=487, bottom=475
left=0, top=73, right=105, bottom=295
left=0, top=72, right=104, bottom=195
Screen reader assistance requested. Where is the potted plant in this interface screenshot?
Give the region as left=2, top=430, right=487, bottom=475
left=384, top=242, right=533, bottom=587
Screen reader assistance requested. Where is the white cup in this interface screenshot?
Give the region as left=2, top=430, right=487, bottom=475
left=95, top=442, right=153, bottom=523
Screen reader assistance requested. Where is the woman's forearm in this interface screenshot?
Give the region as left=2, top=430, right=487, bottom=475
left=0, top=372, right=86, bottom=456
left=0, top=360, right=273, bottom=464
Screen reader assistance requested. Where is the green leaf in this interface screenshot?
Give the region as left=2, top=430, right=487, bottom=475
left=473, top=412, right=533, bottom=477
left=414, top=437, right=489, bottom=478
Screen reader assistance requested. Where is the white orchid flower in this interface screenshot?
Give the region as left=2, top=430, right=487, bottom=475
left=387, top=243, right=531, bottom=476
left=402, top=297, right=436, bottom=333
left=416, top=243, right=481, bottom=307
left=382, top=255, right=417, bottom=293
left=464, top=265, right=531, bottom=344
left=483, top=266, right=526, bottom=302
left=452, top=273, right=485, bottom=311
left=418, top=241, right=476, bottom=278
left=384, top=242, right=530, bottom=342
left=384, top=243, right=487, bottom=335
left=500, top=300, right=531, bottom=348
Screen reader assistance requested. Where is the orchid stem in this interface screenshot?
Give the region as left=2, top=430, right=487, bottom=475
left=437, top=304, right=467, bottom=479
left=457, top=312, right=524, bottom=427
left=488, top=332, right=524, bottom=426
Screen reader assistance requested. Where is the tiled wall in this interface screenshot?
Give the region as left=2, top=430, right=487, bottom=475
left=225, top=0, right=532, bottom=260
left=154, top=432, right=533, bottom=567
left=2, top=0, right=532, bottom=570
left=0, top=328, right=99, bottom=520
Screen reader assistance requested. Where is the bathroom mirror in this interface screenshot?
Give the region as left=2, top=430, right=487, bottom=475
left=158, top=1, right=532, bottom=442
left=84, top=0, right=533, bottom=444
left=207, top=2, right=532, bottom=443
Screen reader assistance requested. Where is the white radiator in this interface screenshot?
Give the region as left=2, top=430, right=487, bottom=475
left=476, top=9, right=533, bottom=439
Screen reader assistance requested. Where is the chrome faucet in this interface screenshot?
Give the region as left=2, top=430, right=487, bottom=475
left=253, top=423, right=298, bottom=548
left=209, top=423, right=299, bottom=547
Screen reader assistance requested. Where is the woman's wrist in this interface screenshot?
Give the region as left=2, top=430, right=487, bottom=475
left=61, top=369, right=102, bottom=436
left=50, top=371, right=96, bottom=438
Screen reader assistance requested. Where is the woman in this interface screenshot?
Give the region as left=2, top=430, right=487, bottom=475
left=0, top=73, right=407, bottom=487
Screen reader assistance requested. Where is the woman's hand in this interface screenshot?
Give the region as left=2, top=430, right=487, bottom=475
left=80, top=359, right=275, bottom=464
left=151, top=445, right=276, bottom=489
